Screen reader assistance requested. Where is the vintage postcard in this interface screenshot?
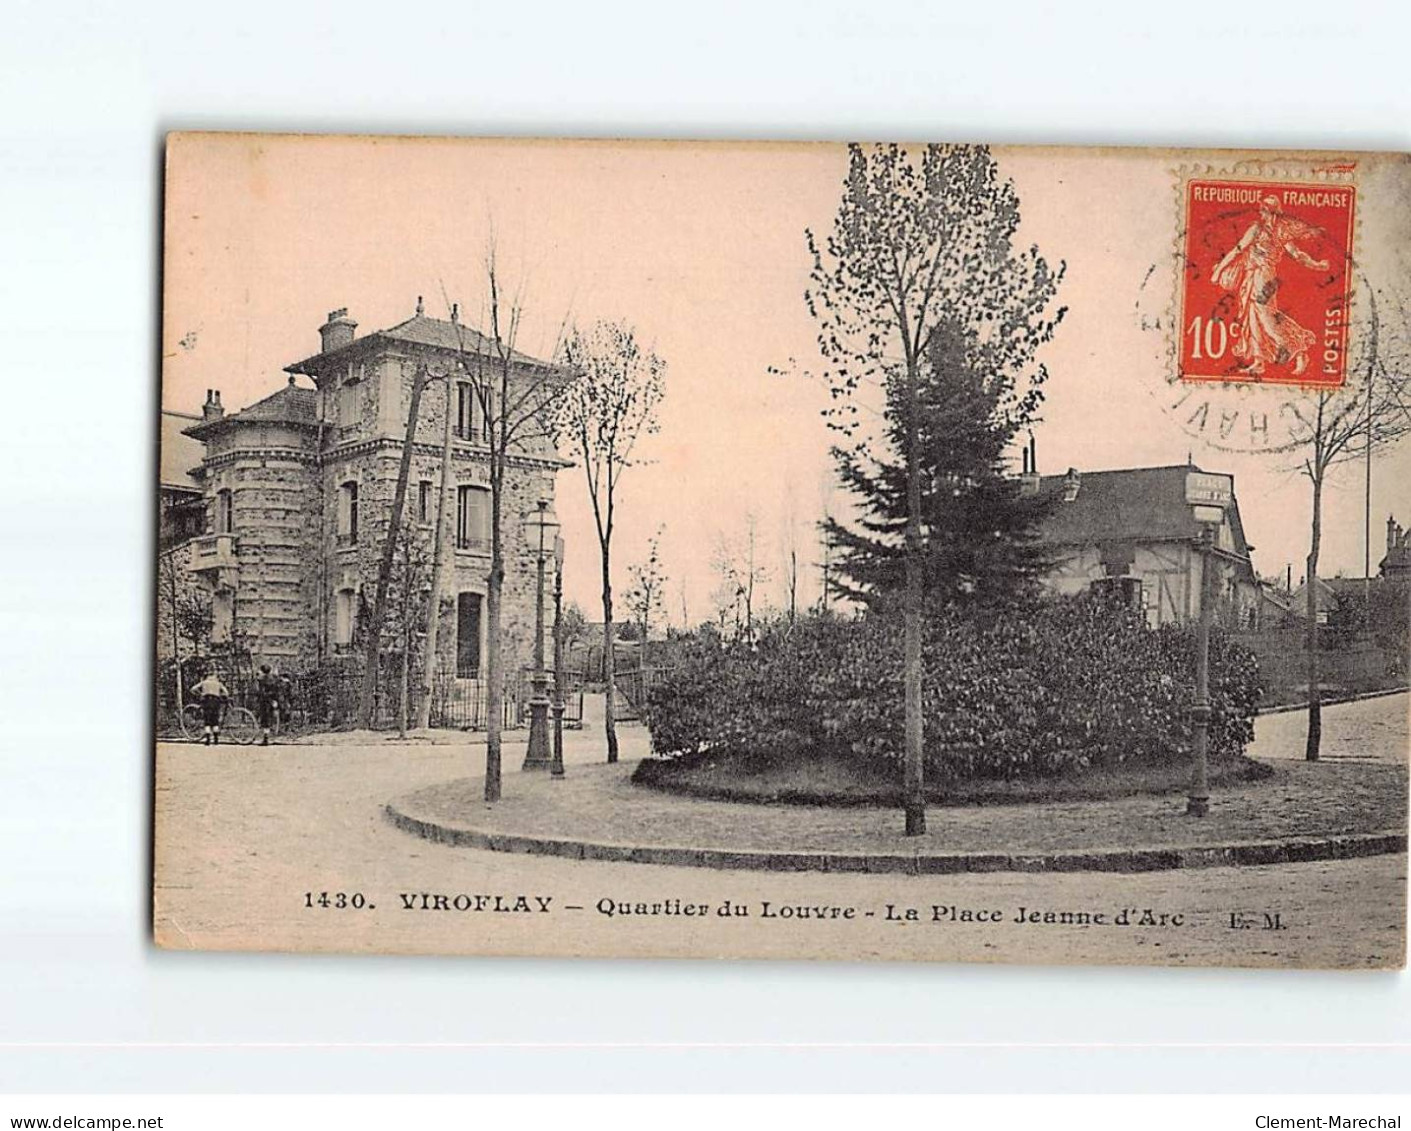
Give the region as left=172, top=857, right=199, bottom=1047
left=155, top=134, right=1410, bottom=968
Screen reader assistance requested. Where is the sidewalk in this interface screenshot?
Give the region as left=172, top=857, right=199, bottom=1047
left=288, top=692, right=653, bottom=760
left=385, top=754, right=1407, bottom=874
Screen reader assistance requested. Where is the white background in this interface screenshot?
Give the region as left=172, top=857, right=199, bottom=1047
left=1, top=0, right=1408, bottom=1095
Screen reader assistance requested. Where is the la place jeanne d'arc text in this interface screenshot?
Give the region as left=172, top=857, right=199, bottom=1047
left=343, top=893, right=1221, bottom=929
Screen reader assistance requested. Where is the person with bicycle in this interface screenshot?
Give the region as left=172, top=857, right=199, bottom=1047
left=190, top=669, right=229, bottom=746
left=255, top=664, right=281, bottom=746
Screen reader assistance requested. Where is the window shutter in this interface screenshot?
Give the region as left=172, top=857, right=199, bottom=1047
left=472, top=487, right=488, bottom=541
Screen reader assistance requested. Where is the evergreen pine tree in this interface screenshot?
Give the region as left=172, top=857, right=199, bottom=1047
left=824, top=318, right=1058, bottom=610
left=805, top=142, right=1066, bottom=833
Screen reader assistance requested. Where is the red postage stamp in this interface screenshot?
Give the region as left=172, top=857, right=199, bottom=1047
left=1179, top=178, right=1356, bottom=388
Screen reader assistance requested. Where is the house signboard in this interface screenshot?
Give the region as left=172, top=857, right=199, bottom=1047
left=1184, top=470, right=1233, bottom=508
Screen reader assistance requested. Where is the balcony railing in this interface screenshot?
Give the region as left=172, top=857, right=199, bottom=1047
left=188, top=532, right=237, bottom=572
left=454, top=424, right=491, bottom=443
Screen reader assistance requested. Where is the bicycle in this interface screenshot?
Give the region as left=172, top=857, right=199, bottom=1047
left=270, top=702, right=315, bottom=742
left=177, top=699, right=259, bottom=745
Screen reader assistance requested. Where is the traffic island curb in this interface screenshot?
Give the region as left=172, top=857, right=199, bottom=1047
left=383, top=800, right=1407, bottom=875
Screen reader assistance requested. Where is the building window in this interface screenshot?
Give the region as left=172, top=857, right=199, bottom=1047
left=333, top=588, right=356, bottom=647
left=456, top=382, right=475, bottom=440
left=1091, top=575, right=1142, bottom=609
left=338, top=481, right=359, bottom=545
left=456, top=485, right=488, bottom=550
left=337, top=379, right=361, bottom=427
left=167, top=500, right=205, bottom=543
left=456, top=592, right=482, bottom=678
left=456, top=382, right=493, bottom=441
left=215, top=489, right=234, bottom=535
left=418, top=480, right=433, bottom=525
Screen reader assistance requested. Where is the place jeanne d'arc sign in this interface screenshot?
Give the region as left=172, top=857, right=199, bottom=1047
left=154, top=135, right=1409, bottom=971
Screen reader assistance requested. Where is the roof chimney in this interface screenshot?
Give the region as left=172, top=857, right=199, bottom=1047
left=202, top=388, right=224, bottom=422
left=1019, top=436, right=1040, bottom=496
left=318, top=308, right=357, bottom=354
left=451, top=302, right=459, bottom=325
left=1390, top=515, right=1400, bottom=553
left=1062, top=467, right=1081, bottom=503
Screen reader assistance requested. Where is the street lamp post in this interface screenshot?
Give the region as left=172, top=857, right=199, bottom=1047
left=1184, top=469, right=1232, bottom=818
left=521, top=500, right=558, bottom=771
left=551, top=534, right=566, bottom=779
left=1187, top=521, right=1216, bottom=817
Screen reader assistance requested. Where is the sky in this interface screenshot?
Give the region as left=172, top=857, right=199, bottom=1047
left=162, top=135, right=1411, bottom=618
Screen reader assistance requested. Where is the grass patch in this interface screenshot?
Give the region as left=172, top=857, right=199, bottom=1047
left=632, top=747, right=1274, bottom=808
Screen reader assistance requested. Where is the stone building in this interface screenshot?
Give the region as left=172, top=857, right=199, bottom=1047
left=1028, top=462, right=1261, bottom=628
left=156, top=408, right=211, bottom=679
left=177, top=301, right=568, bottom=690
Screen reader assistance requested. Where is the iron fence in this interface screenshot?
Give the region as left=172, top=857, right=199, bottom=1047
left=159, top=653, right=595, bottom=737
left=510, top=668, right=586, bottom=729
left=614, top=665, right=668, bottom=722
left=427, top=672, right=522, bottom=731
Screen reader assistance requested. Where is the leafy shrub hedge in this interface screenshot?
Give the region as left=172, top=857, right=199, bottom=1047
left=645, top=595, right=1261, bottom=783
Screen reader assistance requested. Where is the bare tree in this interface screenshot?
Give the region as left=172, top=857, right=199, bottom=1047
left=415, top=323, right=458, bottom=731
left=787, top=548, right=799, bottom=622
left=624, top=526, right=668, bottom=654
left=709, top=514, right=771, bottom=641
left=1275, top=285, right=1411, bottom=760
left=780, top=480, right=800, bottom=623
left=816, top=480, right=836, bottom=613
left=741, top=511, right=769, bottom=638
left=386, top=517, right=432, bottom=737
left=710, top=530, right=744, bottom=637
left=447, top=245, right=573, bottom=801
left=554, top=320, right=667, bottom=764
left=358, top=359, right=435, bottom=728
left=173, top=589, right=213, bottom=658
